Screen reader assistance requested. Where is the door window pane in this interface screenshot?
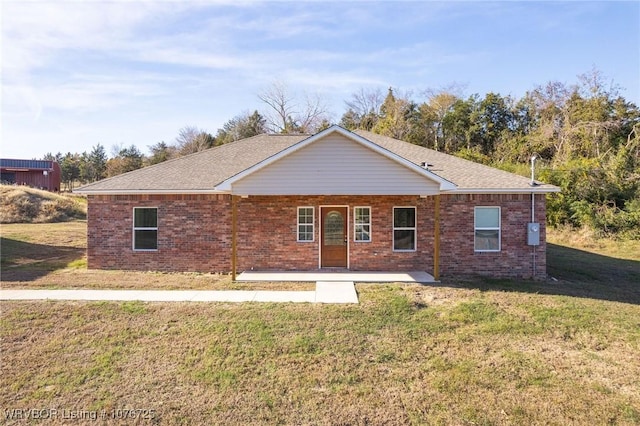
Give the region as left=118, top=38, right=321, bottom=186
left=324, top=211, right=344, bottom=246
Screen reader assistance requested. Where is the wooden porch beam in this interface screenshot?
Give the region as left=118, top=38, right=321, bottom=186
left=231, top=195, right=238, bottom=281
left=434, top=195, right=440, bottom=281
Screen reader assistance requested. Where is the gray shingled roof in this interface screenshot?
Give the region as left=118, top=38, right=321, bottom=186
left=75, top=134, right=306, bottom=192
left=354, top=130, right=557, bottom=192
left=76, top=127, right=557, bottom=194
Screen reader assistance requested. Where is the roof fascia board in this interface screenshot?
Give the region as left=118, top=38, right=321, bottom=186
left=451, top=187, right=561, bottom=194
left=74, top=188, right=560, bottom=196
left=73, top=189, right=227, bottom=195
left=216, top=125, right=456, bottom=192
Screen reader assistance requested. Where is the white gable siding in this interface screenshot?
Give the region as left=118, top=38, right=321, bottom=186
left=231, top=134, right=440, bottom=195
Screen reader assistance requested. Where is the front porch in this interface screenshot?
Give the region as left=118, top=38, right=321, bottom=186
left=236, top=270, right=437, bottom=283
left=231, top=195, right=443, bottom=281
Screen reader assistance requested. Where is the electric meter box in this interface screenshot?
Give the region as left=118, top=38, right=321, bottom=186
left=527, top=223, right=540, bottom=246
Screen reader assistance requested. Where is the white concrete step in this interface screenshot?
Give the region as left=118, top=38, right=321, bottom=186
left=315, top=281, right=358, bottom=304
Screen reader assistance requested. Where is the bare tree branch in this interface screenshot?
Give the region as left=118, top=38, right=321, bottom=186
left=258, top=81, right=331, bottom=134
left=345, top=87, right=384, bottom=117
left=175, top=125, right=214, bottom=155
left=258, top=81, right=296, bottom=133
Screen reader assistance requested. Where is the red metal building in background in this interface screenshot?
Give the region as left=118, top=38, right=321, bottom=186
left=0, top=159, right=62, bottom=192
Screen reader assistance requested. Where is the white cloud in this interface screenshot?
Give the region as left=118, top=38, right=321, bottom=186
left=3, top=1, right=468, bottom=94
left=2, top=1, right=636, bottom=159
left=3, top=2, right=156, bottom=73
left=3, top=71, right=175, bottom=122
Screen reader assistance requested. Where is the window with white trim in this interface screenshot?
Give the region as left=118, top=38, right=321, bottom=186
left=133, top=207, right=158, bottom=250
left=297, top=207, right=314, bottom=242
left=393, top=207, right=416, bottom=251
left=354, top=207, right=371, bottom=242
left=474, top=207, right=501, bottom=252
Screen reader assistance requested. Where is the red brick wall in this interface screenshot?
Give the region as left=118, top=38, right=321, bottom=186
left=439, top=193, right=546, bottom=279
left=86, top=193, right=547, bottom=278
left=87, top=194, right=231, bottom=272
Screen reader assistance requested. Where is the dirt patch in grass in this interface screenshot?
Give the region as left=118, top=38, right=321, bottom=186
left=2, top=285, right=639, bottom=425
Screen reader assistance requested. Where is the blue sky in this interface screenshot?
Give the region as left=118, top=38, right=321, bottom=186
left=2, top=1, right=638, bottom=159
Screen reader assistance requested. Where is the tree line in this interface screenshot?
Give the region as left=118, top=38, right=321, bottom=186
left=43, top=110, right=269, bottom=191
left=44, top=69, right=639, bottom=238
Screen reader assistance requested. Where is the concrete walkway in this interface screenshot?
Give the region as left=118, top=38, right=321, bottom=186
left=0, top=281, right=359, bottom=304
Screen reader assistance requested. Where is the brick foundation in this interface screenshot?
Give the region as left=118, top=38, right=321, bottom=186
left=87, top=193, right=547, bottom=279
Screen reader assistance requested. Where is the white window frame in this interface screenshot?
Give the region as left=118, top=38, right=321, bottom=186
left=354, top=206, right=372, bottom=242
left=474, top=206, right=501, bottom=252
left=132, top=207, right=158, bottom=251
left=297, top=206, right=315, bottom=242
left=392, top=206, right=417, bottom=252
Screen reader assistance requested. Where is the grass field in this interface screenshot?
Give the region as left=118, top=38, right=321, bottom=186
left=1, top=222, right=639, bottom=425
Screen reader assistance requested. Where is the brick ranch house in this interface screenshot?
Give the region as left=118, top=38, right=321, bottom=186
left=75, top=126, right=559, bottom=280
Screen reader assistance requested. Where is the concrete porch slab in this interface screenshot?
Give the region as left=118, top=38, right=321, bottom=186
left=236, top=270, right=435, bottom=283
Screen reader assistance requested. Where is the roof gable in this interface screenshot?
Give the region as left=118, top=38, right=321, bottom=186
left=216, top=126, right=456, bottom=195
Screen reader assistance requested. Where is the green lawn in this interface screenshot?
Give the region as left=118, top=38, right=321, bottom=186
left=1, top=223, right=639, bottom=424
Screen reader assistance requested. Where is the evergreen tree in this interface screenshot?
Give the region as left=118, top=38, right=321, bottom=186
left=86, top=144, right=107, bottom=181
left=215, top=111, right=267, bottom=145
left=106, top=145, right=144, bottom=177
left=148, top=141, right=175, bottom=165
left=60, top=153, right=81, bottom=190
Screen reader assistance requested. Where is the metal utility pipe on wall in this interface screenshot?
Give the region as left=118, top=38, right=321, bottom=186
left=530, top=155, right=537, bottom=278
